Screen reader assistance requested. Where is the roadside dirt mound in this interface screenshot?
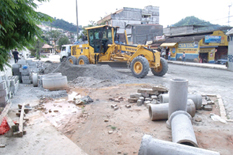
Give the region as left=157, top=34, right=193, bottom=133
left=43, top=61, right=128, bottom=81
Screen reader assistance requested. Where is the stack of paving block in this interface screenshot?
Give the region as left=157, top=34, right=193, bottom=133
left=8, top=76, right=19, bottom=98
left=0, top=74, right=9, bottom=107
left=128, top=86, right=168, bottom=107
left=20, top=67, right=31, bottom=84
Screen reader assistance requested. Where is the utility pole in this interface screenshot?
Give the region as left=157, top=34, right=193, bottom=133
left=228, top=4, right=232, bottom=26
left=76, top=0, right=79, bottom=40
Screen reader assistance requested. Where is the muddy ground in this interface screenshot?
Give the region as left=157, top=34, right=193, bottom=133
left=2, top=61, right=233, bottom=155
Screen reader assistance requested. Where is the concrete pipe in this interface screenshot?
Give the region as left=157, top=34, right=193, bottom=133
left=168, top=79, right=188, bottom=118
left=32, top=73, right=38, bottom=87
left=149, top=99, right=196, bottom=121
left=138, top=134, right=220, bottom=155
left=42, top=76, right=67, bottom=90
left=169, top=111, right=198, bottom=147
left=159, top=94, right=202, bottom=110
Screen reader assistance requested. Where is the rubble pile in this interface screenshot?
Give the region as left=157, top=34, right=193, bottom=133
left=127, top=85, right=168, bottom=107
left=43, top=61, right=128, bottom=81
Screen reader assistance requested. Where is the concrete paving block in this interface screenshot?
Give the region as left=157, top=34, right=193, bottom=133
left=145, top=98, right=152, bottom=101
left=0, top=101, right=7, bottom=107
left=137, top=99, right=144, bottom=106
left=22, top=76, right=30, bottom=81
left=0, top=81, right=6, bottom=90
left=137, top=88, right=156, bottom=95
left=203, top=105, right=213, bottom=111
left=152, top=86, right=169, bottom=92
left=151, top=95, right=158, bottom=100
left=22, top=79, right=32, bottom=84
left=0, top=95, right=8, bottom=103
left=128, top=98, right=138, bottom=103
left=130, top=93, right=142, bottom=99
left=0, top=89, right=7, bottom=97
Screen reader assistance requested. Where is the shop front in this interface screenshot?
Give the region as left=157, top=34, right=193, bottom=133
left=199, top=30, right=228, bottom=63
left=176, top=42, right=199, bottom=62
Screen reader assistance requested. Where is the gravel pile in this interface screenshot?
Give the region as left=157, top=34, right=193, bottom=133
left=43, top=61, right=128, bottom=81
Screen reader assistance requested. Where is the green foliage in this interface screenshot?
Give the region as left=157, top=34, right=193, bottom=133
left=58, top=36, right=70, bottom=49
left=172, top=16, right=214, bottom=27
left=43, top=18, right=79, bottom=33
left=49, top=30, right=62, bottom=46
left=0, top=0, right=52, bottom=71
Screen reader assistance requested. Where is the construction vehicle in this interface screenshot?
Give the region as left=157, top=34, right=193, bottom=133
left=67, top=25, right=168, bottom=78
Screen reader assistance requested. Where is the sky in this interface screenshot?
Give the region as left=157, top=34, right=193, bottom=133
left=37, top=0, right=233, bottom=28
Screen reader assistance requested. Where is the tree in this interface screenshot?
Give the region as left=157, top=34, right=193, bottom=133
left=58, top=36, right=70, bottom=49
left=0, top=0, right=52, bottom=70
left=49, top=30, right=62, bottom=47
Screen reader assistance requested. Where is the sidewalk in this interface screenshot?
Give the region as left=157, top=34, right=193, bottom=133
left=168, top=60, right=227, bottom=70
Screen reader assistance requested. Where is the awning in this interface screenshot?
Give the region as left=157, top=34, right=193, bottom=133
left=160, top=43, right=177, bottom=47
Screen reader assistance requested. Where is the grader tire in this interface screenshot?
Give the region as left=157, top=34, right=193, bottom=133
left=130, top=56, right=149, bottom=78
left=77, top=55, right=89, bottom=65
left=67, top=56, right=77, bottom=65
left=151, top=57, right=168, bottom=76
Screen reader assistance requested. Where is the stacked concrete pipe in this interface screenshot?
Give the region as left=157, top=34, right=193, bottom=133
left=148, top=99, right=196, bottom=121
left=168, top=79, right=188, bottom=118
left=159, top=93, right=202, bottom=110
left=138, top=134, right=220, bottom=155
left=169, top=110, right=198, bottom=147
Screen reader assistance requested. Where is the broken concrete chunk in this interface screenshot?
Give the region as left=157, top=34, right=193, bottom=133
left=128, top=98, right=137, bottom=103
left=130, top=93, right=142, bottom=99
left=54, top=110, right=59, bottom=112
left=114, top=106, right=119, bottom=111
left=144, top=101, right=151, bottom=106
left=138, top=88, right=157, bottom=95
left=125, top=104, right=131, bottom=108
left=203, top=105, right=213, bottom=111
left=137, top=99, right=144, bottom=106
left=104, top=119, right=109, bottom=122
left=195, top=117, right=202, bottom=122
left=108, top=131, right=113, bottom=134
left=141, top=92, right=150, bottom=98
left=152, top=86, right=168, bottom=92
left=151, top=95, right=158, bottom=100
left=145, top=98, right=152, bottom=101
left=139, top=97, right=145, bottom=100
left=207, top=100, right=215, bottom=105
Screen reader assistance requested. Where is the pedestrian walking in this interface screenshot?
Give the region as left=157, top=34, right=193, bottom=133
left=168, top=51, right=171, bottom=60
left=12, top=48, right=19, bottom=63
left=182, top=52, right=185, bottom=62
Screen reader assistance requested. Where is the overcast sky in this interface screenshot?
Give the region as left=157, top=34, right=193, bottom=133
left=37, top=0, right=233, bottom=27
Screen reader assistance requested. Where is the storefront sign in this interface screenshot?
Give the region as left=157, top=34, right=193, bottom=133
left=178, top=43, right=198, bottom=48
left=205, top=36, right=221, bottom=43
left=154, top=35, right=165, bottom=41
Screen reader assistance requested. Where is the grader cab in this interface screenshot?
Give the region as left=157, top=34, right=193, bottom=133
left=67, top=25, right=168, bottom=78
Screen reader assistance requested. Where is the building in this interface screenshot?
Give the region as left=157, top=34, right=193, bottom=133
left=126, top=24, right=163, bottom=45
left=97, top=5, right=161, bottom=44
left=155, top=30, right=229, bottom=63
left=226, top=29, right=233, bottom=71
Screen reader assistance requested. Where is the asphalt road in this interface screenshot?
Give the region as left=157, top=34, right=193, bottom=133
left=115, top=63, right=233, bottom=119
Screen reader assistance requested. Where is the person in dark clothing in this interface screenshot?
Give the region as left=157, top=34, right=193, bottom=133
left=12, top=48, right=19, bottom=63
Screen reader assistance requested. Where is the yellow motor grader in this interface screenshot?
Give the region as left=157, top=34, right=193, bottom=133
left=67, top=25, right=168, bottom=78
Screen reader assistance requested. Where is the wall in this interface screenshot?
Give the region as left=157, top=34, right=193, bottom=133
left=228, top=35, right=233, bottom=71
left=131, top=25, right=163, bottom=44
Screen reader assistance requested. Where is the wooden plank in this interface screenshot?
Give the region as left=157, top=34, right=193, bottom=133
left=0, top=101, right=12, bottom=125
left=18, top=103, right=25, bottom=137
left=6, top=115, right=18, bottom=132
